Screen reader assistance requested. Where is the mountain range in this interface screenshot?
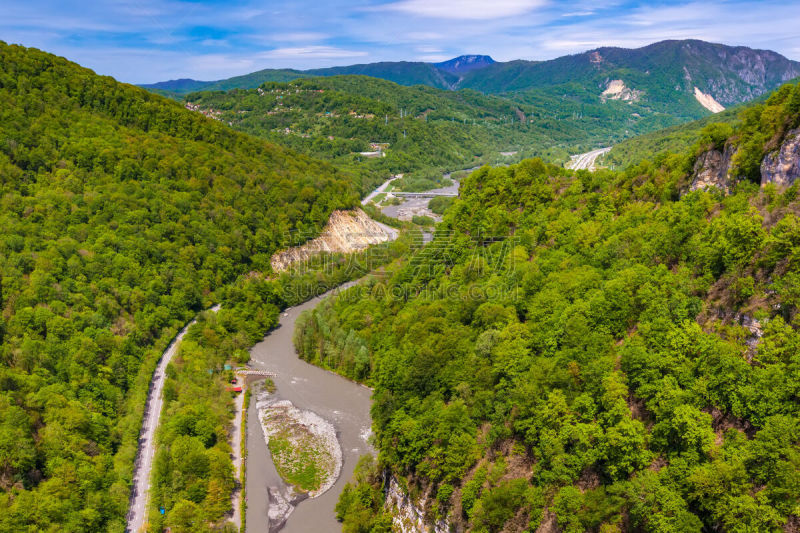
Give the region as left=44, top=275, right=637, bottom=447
left=143, top=40, right=800, bottom=115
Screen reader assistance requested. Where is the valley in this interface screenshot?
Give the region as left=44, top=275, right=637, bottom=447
left=3, top=19, right=800, bottom=533
left=153, top=40, right=800, bottom=197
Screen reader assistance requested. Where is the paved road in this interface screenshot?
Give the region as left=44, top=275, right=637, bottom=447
left=229, top=381, right=245, bottom=531
left=126, top=305, right=220, bottom=533
left=565, top=147, right=611, bottom=171
left=361, top=175, right=400, bottom=205
left=392, top=192, right=458, bottom=198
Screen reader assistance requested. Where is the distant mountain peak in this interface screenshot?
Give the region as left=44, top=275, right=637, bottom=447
left=434, top=55, right=495, bottom=74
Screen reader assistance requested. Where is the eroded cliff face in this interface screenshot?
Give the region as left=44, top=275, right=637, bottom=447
left=385, top=476, right=450, bottom=533
left=600, top=79, right=641, bottom=102
left=690, top=144, right=736, bottom=192
left=270, top=208, right=397, bottom=272
left=682, top=42, right=800, bottom=105
left=761, top=128, right=800, bottom=188
left=693, top=87, right=725, bottom=113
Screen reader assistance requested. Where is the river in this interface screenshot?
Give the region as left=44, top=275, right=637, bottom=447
left=245, top=285, right=373, bottom=532
left=245, top=168, right=476, bottom=531
left=380, top=169, right=472, bottom=221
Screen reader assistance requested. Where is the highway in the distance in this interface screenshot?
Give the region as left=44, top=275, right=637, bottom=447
left=566, top=147, right=612, bottom=171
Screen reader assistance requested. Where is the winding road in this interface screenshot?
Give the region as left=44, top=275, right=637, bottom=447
left=566, top=147, right=611, bottom=171
left=361, top=175, right=399, bottom=205
left=125, top=305, right=220, bottom=533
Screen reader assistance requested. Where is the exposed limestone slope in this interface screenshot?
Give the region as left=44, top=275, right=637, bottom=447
left=694, top=87, right=726, bottom=113
left=690, top=144, right=736, bottom=192
left=385, top=476, right=449, bottom=533
left=688, top=127, right=800, bottom=194
left=761, top=128, right=800, bottom=187
left=601, top=79, right=641, bottom=102
left=271, top=208, right=397, bottom=272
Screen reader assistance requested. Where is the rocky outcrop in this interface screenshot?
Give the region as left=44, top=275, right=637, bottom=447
left=690, top=144, right=736, bottom=192
left=761, top=129, right=800, bottom=188
left=601, top=79, right=641, bottom=102
left=694, top=87, right=725, bottom=113
left=385, top=476, right=450, bottom=533
left=737, top=313, right=764, bottom=361
left=270, top=208, right=398, bottom=272
left=680, top=41, right=800, bottom=105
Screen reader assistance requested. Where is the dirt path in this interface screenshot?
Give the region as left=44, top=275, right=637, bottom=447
left=125, top=305, right=220, bottom=533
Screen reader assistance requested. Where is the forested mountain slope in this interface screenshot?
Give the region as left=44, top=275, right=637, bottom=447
left=181, top=76, right=590, bottom=187
left=145, top=40, right=799, bottom=123
left=179, top=74, right=706, bottom=186
left=605, top=106, right=743, bottom=170
left=144, top=69, right=313, bottom=100
left=142, top=61, right=458, bottom=96
left=296, top=81, right=800, bottom=532
left=460, top=40, right=799, bottom=101
left=487, top=40, right=799, bottom=146
left=0, top=41, right=358, bottom=532
left=146, top=41, right=800, bottom=165
left=145, top=40, right=799, bottom=100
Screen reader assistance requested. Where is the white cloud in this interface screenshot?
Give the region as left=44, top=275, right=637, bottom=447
left=267, top=32, right=330, bottom=42
left=200, top=38, right=229, bottom=47
left=229, top=7, right=269, bottom=21
left=377, top=0, right=547, bottom=20
left=416, top=54, right=450, bottom=62
left=182, top=54, right=257, bottom=79
left=5, top=0, right=800, bottom=82
left=258, top=46, right=369, bottom=59
left=406, top=32, right=445, bottom=41
left=561, top=10, right=595, bottom=17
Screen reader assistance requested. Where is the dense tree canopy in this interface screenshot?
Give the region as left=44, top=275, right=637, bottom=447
left=180, top=76, right=644, bottom=190
left=298, top=83, right=800, bottom=532
left=0, top=41, right=358, bottom=532
left=3, top=36, right=800, bottom=532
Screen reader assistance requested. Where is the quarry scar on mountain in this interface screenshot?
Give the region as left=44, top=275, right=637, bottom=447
left=270, top=208, right=398, bottom=272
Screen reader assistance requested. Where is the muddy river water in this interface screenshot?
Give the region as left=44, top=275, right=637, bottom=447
left=245, top=169, right=479, bottom=531
left=245, top=285, right=373, bottom=532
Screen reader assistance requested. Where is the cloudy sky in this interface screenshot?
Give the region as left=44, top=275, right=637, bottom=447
left=3, top=0, right=800, bottom=84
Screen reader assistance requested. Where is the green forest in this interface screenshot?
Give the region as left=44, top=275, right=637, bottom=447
left=177, top=75, right=704, bottom=191
left=0, top=41, right=360, bottom=532
left=297, top=81, right=800, bottom=532
left=605, top=107, right=743, bottom=170
left=3, top=34, right=800, bottom=533
left=182, top=76, right=578, bottom=192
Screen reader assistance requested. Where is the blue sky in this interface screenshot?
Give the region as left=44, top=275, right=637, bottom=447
left=2, top=0, right=800, bottom=84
